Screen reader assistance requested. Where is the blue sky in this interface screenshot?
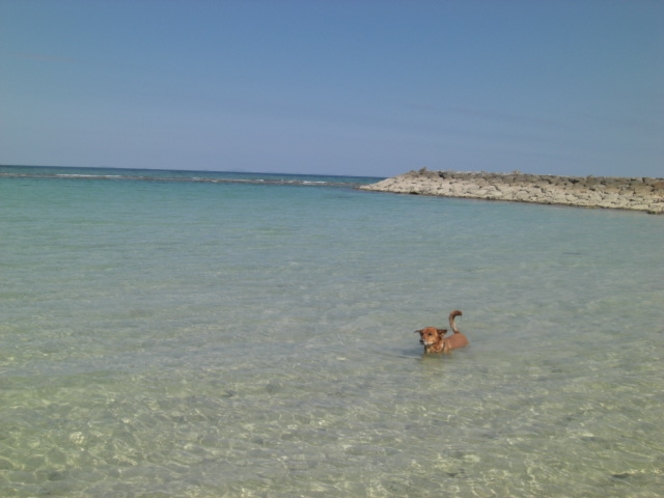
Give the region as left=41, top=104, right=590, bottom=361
left=1, top=0, right=662, bottom=178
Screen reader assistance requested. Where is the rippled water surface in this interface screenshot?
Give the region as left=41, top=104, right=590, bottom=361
left=2, top=167, right=663, bottom=497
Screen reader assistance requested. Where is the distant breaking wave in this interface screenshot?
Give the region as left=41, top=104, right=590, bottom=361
left=0, top=166, right=380, bottom=189
left=0, top=172, right=348, bottom=187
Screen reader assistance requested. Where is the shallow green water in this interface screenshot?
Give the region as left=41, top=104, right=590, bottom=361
left=1, top=168, right=663, bottom=496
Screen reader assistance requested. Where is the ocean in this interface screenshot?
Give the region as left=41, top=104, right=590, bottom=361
left=1, top=165, right=663, bottom=497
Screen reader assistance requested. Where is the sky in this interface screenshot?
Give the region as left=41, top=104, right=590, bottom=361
left=1, top=0, right=662, bottom=178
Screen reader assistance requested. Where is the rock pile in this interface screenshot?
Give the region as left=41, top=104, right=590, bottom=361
left=359, top=169, right=664, bottom=214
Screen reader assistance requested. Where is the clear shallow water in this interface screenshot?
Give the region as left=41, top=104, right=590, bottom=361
left=1, top=166, right=663, bottom=497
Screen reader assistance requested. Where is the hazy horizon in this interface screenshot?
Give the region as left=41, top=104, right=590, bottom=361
left=2, top=1, right=662, bottom=178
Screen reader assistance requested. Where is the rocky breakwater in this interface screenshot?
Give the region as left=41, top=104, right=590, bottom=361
left=359, top=169, right=664, bottom=214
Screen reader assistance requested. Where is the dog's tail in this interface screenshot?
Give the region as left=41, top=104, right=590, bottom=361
left=449, top=310, right=462, bottom=334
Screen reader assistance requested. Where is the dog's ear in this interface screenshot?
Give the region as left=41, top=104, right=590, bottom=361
left=437, top=328, right=447, bottom=337
left=414, top=329, right=422, bottom=334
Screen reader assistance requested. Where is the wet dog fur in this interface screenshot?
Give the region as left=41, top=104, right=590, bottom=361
left=415, top=310, right=468, bottom=354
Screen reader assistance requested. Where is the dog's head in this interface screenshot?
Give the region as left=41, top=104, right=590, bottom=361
left=415, top=327, right=447, bottom=348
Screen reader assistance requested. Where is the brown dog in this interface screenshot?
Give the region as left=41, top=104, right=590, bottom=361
left=415, top=310, right=468, bottom=354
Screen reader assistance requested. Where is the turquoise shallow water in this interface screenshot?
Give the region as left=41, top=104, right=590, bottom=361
left=1, top=167, right=663, bottom=497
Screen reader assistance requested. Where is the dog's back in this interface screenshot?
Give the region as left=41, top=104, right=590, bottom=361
left=442, top=310, right=468, bottom=352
